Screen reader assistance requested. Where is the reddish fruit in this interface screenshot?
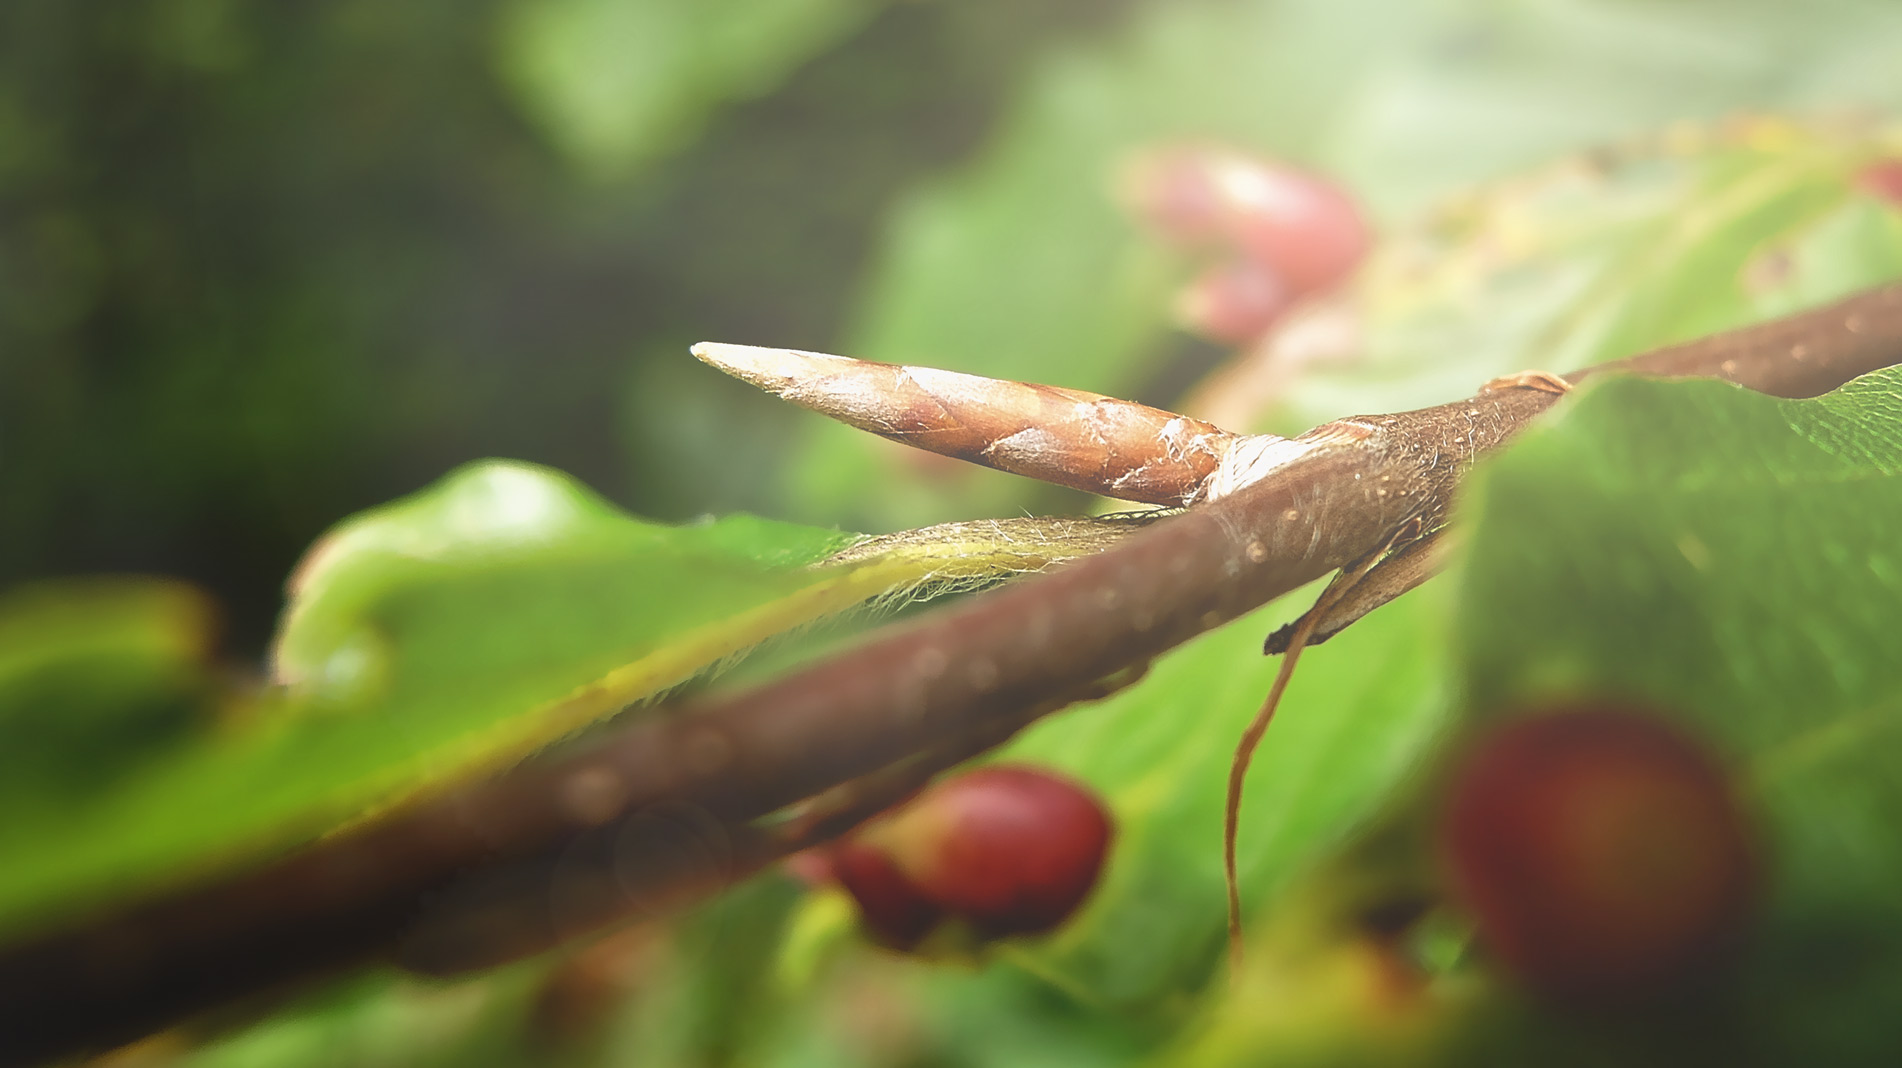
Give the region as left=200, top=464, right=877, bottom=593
left=1438, top=707, right=1759, bottom=1005
left=828, top=764, right=1114, bottom=947
left=1121, top=144, right=1372, bottom=294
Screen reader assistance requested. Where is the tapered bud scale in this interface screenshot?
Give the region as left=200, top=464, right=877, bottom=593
left=693, top=342, right=1244, bottom=507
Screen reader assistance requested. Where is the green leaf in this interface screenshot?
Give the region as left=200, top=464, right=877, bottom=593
left=0, top=461, right=1135, bottom=940
left=270, top=460, right=862, bottom=775
left=1449, top=367, right=1902, bottom=1058
left=0, top=578, right=218, bottom=808
left=1153, top=360, right=1902, bottom=1068
left=177, top=967, right=545, bottom=1068
left=1455, top=370, right=1902, bottom=726
left=1287, top=121, right=1902, bottom=431
left=494, top=0, right=882, bottom=179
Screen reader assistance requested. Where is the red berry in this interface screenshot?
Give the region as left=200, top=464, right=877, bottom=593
left=829, top=765, right=1113, bottom=946
left=1438, top=708, right=1758, bottom=1005
left=1121, top=145, right=1373, bottom=294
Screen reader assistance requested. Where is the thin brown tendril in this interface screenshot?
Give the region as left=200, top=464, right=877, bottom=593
left=1223, top=518, right=1422, bottom=974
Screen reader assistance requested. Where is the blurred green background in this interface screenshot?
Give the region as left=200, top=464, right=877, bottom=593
left=0, top=0, right=1137, bottom=653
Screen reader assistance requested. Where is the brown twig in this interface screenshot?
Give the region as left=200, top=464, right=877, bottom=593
left=1, top=283, right=1898, bottom=1066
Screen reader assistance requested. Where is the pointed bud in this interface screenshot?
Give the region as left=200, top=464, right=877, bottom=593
left=693, top=342, right=1244, bottom=506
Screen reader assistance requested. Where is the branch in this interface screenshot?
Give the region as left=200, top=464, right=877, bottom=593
left=2, top=283, right=1898, bottom=1066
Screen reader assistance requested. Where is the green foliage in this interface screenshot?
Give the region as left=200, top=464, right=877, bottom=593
left=0, top=459, right=1139, bottom=944
left=495, top=0, right=882, bottom=178
left=1451, top=368, right=1902, bottom=1063
left=0, top=461, right=842, bottom=938
left=272, top=459, right=856, bottom=738
left=0, top=579, right=218, bottom=808
left=786, top=0, right=1902, bottom=530
left=1169, top=364, right=1902, bottom=1067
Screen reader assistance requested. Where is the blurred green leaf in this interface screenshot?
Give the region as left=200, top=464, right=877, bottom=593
left=1283, top=122, right=1901, bottom=426
left=1456, top=370, right=1902, bottom=728
left=1163, top=844, right=1469, bottom=1068
left=793, top=0, right=1902, bottom=531
left=171, top=879, right=808, bottom=1068
left=1450, top=366, right=1902, bottom=1061
left=270, top=459, right=862, bottom=776
left=178, top=966, right=544, bottom=1068
left=495, top=0, right=883, bottom=179
left=1167, top=367, right=1902, bottom=1065
left=0, top=460, right=840, bottom=936
left=0, top=577, right=218, bottom=807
